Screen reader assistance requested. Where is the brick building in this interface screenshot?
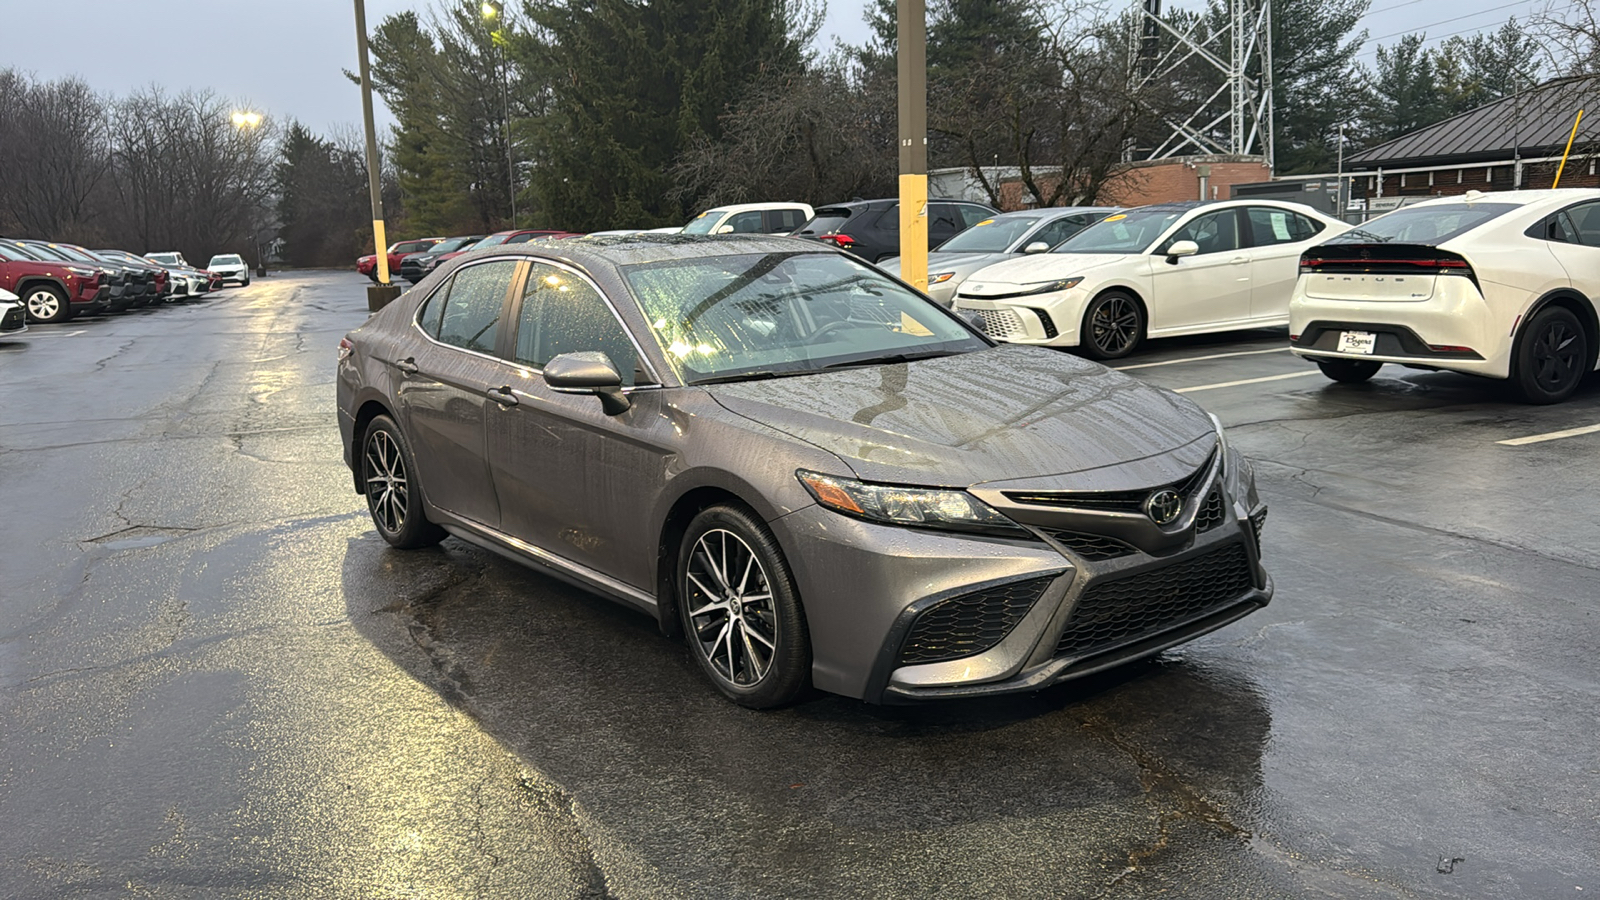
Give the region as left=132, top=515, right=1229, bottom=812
left=928, top=155, right=1271, bottom=212
left=1346, top=74, right=1600, bottom=208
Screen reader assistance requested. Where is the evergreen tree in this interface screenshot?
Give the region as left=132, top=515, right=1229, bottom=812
left=274, top=122, right=370, bottom=267
left=1363, top=34, right=1444, bottom=144
left=1268, top=0, right=1371, bottom=174
left=520, top=0, right=810, bottom=230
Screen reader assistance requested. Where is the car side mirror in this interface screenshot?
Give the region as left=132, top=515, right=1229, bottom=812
left=542, top=351, right=631, bottom=415
left=1164, top=240, right=1199, bottom=264
left=1022, top=241, right=1051, bottom=254
left=715, top=225, right=735, bottom=235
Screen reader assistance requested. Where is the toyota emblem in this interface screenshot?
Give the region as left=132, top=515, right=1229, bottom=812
left=1144, top=489, right=1183, bottom=526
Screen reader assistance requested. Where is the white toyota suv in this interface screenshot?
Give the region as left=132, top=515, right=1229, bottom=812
left=953, top=199, right=1347, bottom=358
left=680, top=202, right=814, bottom=236
left=1290, top=189, right=1600, bottom=404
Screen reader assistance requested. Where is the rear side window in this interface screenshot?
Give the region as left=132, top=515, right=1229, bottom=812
left=1246, top=207, right=1323, bottom=246
left=767, top=208, right=807, bottom=233
left=1329, top=203, right=1517, bottom=245
left=798, top=208, right=856, bottom=235
left=417, top=276, right=449, bottom=337
left=435, top=260, right=517, bottom=354
left=724, top=211, right=765, bottom=234
left=1029, top=214, right=1096, bottom=248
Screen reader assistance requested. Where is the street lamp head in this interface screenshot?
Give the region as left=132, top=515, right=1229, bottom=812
left=231, top=110, right=263, bottom=129
left=481, top=2, right=498, bottom=18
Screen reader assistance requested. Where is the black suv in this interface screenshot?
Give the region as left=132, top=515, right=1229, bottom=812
left=792, top=198, right=998, bottom=263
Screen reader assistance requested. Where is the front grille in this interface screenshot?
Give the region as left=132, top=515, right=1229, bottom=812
left=1041, top=529, right=1138, bottom=561
left=1054, top=543, right=1254, bottom=658
left=899, top=576, right=1054, bottom=664
left=1004, top=449, right=1216, bottom=513
left=1194, top=489, right=1225, bottom=532
left=975, top=307, right=1026, bottom=340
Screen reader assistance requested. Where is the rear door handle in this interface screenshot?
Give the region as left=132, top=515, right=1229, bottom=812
left=486, top=386, right=519, bottom=407
left=391, top=357, right=419, bottom=375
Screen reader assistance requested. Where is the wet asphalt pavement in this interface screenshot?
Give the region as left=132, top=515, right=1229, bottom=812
left=1, top=270, right=1595, bottom=899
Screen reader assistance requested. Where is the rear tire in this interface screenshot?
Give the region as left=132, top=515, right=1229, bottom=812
left=1316, top=358, right=1382, bottom=383
left=23, top=285, right=72, bottom=324
left=1512, top=306, right=1588, bottom=404
left=361, top=415, right=447, bottom=549
left=1079, top=291, right=1144, bottom=359
left=677, top=504, right=810, bottom=709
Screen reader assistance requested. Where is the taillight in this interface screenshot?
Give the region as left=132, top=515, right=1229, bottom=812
left=338, top=338, right=354, bottom=361
left=822, top=233, right=856, bottom=250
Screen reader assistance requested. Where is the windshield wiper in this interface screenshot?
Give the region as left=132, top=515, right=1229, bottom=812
left=823, top=350, right=962, bottom=369
left=690, top=370, right=793, bottom=385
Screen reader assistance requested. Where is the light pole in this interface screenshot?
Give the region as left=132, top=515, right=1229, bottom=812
left=897, top=0, right=928, bottom=290
left=353, top=0, right=400, bottom=309
left=482, top=2, right=516, bottom=228
left=231, top=110, right=267, bottom=277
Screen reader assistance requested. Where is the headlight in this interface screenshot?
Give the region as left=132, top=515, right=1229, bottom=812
left=929, top=272, right=955, bottom=284
left=797, top=470, right=1027, bottom=536
left=1019, top=277, right=1083, bottom=295
left=66, top=266, right=96, bottom=276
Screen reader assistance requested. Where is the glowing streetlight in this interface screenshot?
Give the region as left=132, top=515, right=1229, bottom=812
left=481, top=2, right=498, bottom=18
left=230, top=110, right=263, bottom=129
left=480, top=1, right=515, bottom=227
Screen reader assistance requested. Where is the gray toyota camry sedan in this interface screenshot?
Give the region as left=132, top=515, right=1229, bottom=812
left=336, top=235, right=1271, bottom=708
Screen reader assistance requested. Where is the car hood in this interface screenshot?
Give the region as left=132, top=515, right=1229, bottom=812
left=957, top=252, right=1137, bottom=294
left=705, top=344, right=1215, bottom=488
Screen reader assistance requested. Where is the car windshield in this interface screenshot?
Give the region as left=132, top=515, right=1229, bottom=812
left=681, top=210, right=730, bottom=235
left=25, top=244, right=77, bottom=262
left=431, top=236, right=479, bottom=253
left=209, top=255, right=243, bottom=265
left=147, top=254, right=180, bottom=264
left=471, top=233, right=513, bottom=249
left=621, top=251, right=987, bottom=384
left=0, top=243, right=42, bottom=262
left=936, top=216, right=1041, bottom=253
left=1053, top=208, right=1186, bottom=254
left=1327, top=203, right=1518, bottom=245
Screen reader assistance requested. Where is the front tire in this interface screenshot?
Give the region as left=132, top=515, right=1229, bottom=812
left=1316, top=358, right=1382, bottom=383
left=1079, top=291, right=1144, bottom=359
left=23, top=285, right=72, bottom=324
left=677, top=504, right=810, bottom=708
left=362, top=415, right=446, bottom=549
left=1512, top=306, right=1588, bottom=404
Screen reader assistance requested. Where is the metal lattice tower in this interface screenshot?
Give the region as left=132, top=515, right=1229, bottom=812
left=1130, top=0, right=1275, bottom=170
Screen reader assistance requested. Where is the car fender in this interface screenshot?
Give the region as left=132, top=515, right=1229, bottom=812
left=1510, top=286, right=1600, bottom=370
left=14, top=274, right=72, bottom=298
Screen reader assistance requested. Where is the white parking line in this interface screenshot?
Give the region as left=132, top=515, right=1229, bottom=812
left=1497, top=424, right=1600, bottom=446
left=1174, top=370, right=1321, bottom=393
left=1114, top=347, right=1291, bottom=370
left=24, top=329, right=86, bottom=337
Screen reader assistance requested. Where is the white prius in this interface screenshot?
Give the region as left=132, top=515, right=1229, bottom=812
left=1290, top=189, right=1600, bottom=404
left=953, top=199, right=1347, bottom=358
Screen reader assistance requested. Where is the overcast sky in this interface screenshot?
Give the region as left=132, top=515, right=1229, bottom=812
left=2, top=0, right=1551, bottom=138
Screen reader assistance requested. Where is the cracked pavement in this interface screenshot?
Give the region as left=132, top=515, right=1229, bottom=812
left=1, top=272, right=1595, bottom=898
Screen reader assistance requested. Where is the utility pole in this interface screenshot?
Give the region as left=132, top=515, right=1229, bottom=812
left=354, top=0, right=400, bottom=310
left=897, top=0, right=928, bottom=291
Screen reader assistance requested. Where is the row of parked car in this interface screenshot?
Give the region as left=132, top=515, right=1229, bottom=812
left=0, top=240, right=253, bottom=332
left=362, top=188, right=1600, bottom=405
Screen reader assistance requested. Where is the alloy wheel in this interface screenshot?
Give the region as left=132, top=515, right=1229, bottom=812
left=684, top=528, right=778, bottom=686
left=1531, top=318, right=1582, bottom=392
left=27, top=290, right=60, bottom=320
left=364, top=429, right=409, bottom=534
left=1090, top=296, right=1139, bottom=355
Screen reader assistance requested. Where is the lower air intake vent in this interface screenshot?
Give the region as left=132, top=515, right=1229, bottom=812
left=1054, top=543, right=1254, bottom=658
left=899, top=576, right=1054, bottom=664
left=1041, top=529, right=1138, bottom=561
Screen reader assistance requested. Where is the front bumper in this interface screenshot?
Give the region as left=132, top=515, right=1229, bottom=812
left=954, top=292, right=1083, bottom=346
left=775, top=482, right=1270, bottom=703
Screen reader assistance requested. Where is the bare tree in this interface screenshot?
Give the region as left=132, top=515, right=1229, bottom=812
left=1533, top=0, right=1600, bottom=74
left=0, top=70, right=112, bottom=238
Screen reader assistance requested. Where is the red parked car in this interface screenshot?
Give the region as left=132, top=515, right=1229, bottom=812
left=356, top=237, right=445, bottom=282
left=0, top=241, right=109, bottom=323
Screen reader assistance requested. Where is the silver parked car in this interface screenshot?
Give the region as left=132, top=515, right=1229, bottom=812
left=881, top=207, right=1120, bottom=306
left=336, top=235, right=1272, bottom=707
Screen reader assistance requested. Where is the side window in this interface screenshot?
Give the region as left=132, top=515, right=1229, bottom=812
left=767, top=208, right=806, bottom=233
left=724, top=211, right=765, bottom=234
left=929, top=203, right=962, bottom=236
left=504, top=232, right=535, bottom=244
left=1163, top=210, right=1242, bottom=255
left=417, top=275, right=451, bottom=338
left=956, top=204, right=992, bottom=228
left=873, top=204, right=901, bottom=233
left=515, top=263, right=639, bottom=386
left=1567, top=202, right=1600, bottom=248
left=436, top=260, right=516, bottom=354
left=1030, top=215, right=1093, bottom=248
left=1245, top=207, right=1320, bottom=247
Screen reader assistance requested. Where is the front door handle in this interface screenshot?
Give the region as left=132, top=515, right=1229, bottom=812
left=392, top=357, right=419, bottom=375
left=1229, top=256, right=1249, bottom=264
left=486, top=386, right=519, bottom=407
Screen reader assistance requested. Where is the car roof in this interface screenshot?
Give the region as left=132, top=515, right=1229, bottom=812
left=704, top=202, right=813, bottom=213
left=464, top=233, right=830, bottom=268
left=1404, top=188, right=1600, bottom=209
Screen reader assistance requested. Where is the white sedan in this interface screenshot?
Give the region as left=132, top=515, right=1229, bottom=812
left=1290, top=189, right=1600, bottom=404
left=954, top=199, right=1348, bottom=358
